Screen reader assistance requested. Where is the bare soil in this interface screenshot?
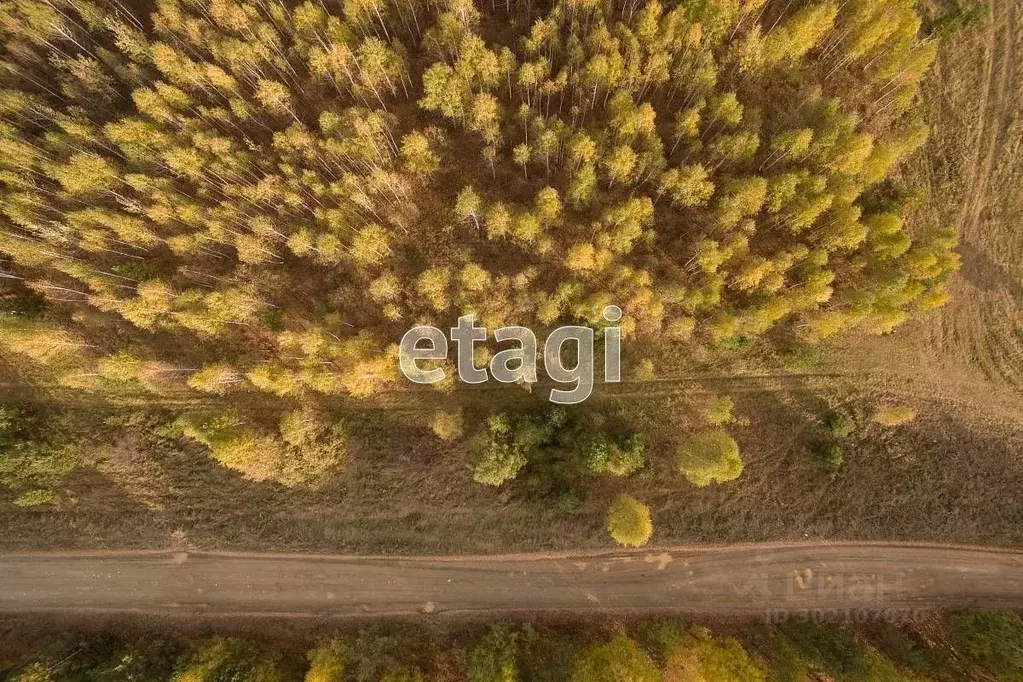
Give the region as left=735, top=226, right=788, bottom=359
left=2, top=542, right=1022, bottom=617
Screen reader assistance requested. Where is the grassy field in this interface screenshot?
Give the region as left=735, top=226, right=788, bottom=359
left=0, top=1, right=1021, bottom=556
left=1, top=363, right=1021, bottom=554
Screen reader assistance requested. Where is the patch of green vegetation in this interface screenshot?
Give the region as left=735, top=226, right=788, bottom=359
left=4, top=615, right=1021, bottom=682
left=467, top=625, right=520, bottom=682
left=0, top=287, right=45, bottom=319
left=816, top=443, right=845, bottom=473
left=471, top=405, right=649, bottom=488
left=676, top=429, right=743, bottom=486
left=869, top=623, right=941, bottom=673
left=777, top=621, right=873, bottom=680
left=824, top=411, right=856, bottom=439
left=949, top=611, right=1023, bottom=679
left=606, top=494, right=653, bottom=547
left=925, top=1, right=990, bottom=39
left=259, top=309, right=285, bottom=332
left=0, top=405, right=79, bottom=508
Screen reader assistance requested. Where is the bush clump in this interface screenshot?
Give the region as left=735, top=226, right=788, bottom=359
left=570, top=635, right=659, bottom=682
left=306, top=638, right=349, bottom=682
left=607, top=494, right=653, bottom=548
left=949, top=611, right=1023, bottom=678
left=579, top=433, right=646, bottom=477
left=824, top=411, right=856, bottom=438
left=430, top=410, right=464, bottom=441
left=676, top=430, right=743, bottom=486
left=702, top=396, right=736, bottom=426
left=817, top=443, right=844, bottom=473
left=466, top=625, right=520, bottom=682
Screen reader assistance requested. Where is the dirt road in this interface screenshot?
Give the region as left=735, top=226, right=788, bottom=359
left=1, top=543, right=1021, bottom=618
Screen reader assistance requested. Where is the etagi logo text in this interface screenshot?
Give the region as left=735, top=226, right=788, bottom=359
left=399, top=306, right=623, bottom=405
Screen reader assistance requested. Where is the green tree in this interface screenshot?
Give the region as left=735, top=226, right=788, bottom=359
left=570, top=636, right=659, bottom=682
left=306, top=638, right=350, bottom=682
left=949, top=611, right=1023, bottom=680
left=606, top=494, right=653, bottom=547
left=824, top=411, right=855, bottom=438
left=817, top=443, right=844, bottom=473
left=663, top=627, right=767, bottom=682
left=456, top=186, right=483, bottom=229
left=677, top=429, right=743, bottom=486
left=473, top=441, right=527, bottom=486
left=400, top=131, right=440, bottom=175
left=467, top=625, right=520, bottom=682
left=172, top=637, right=286, bottom=682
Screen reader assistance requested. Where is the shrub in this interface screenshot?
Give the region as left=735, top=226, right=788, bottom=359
left=777, top=621, right=873, bottom=680
left=487, top=413, right=513, bottom=437
left=634, top=359, right=656, bottom=381
left=276, top=408, right=347, bottom=486
left=870, top=623, right=936, bottom=672
left=467, top=625, right=519, bottom=682
left=663, top=627, right=767, bottom=682
left=823, top=411, right=855, bottom=438
left=578, top=435, right=612, bottom=475
left=177, top=413, right=286, bottom=483
left=431, top=410, right=463, bottom=441
left=570, top=636, right=659, bottom=682
left=348, top=628, right=398, bottom=682
left=606, top=435, right=646, bottom=477
left=0, top=440, right=77, bottom=507
left=473, top=442, right=527, bottom=486
left=818, top=444, right=844, bottom=473
left=172, top=637, right=286, bottom=682
left=513, top=406, right=569, bottom=449
left=513, top=418, right=552, bottom=451
left=306, top=638, right=349, bottom=682
left=472, top=407, right=573, bottom=485
left=607, top=494, right=653, bottom=547
left=702, top=396, right=735, bottom=426
left=874, top=405, right=917, bottom=426
left=676, top=430, right=743, bottom=486
left=580, top=433, right=645, bottom=477
left=949, top=611, right=1023, bottom=678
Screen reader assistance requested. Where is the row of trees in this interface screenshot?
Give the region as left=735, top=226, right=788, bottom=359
left=6, top=613, right=1023, bottom=681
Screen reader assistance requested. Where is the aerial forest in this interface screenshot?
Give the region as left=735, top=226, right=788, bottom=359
left=0, top=0, right=956, bottom=532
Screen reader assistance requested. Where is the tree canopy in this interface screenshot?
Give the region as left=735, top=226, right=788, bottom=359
left=0, top=0, right=951, bottom=408
left=607, top=493, right=653, bottom=547
left=676, top=429, right=743, bottom=486
left=0, top=0, right=952, bottom=510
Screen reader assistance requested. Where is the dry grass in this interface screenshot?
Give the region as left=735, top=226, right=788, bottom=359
left=1, top=370, right=1021, bottom=554
left=873, top=406, right=918, bottom=427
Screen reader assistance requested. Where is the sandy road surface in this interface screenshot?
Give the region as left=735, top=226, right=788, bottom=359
left=1, top=543, right=1022, bottom=618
